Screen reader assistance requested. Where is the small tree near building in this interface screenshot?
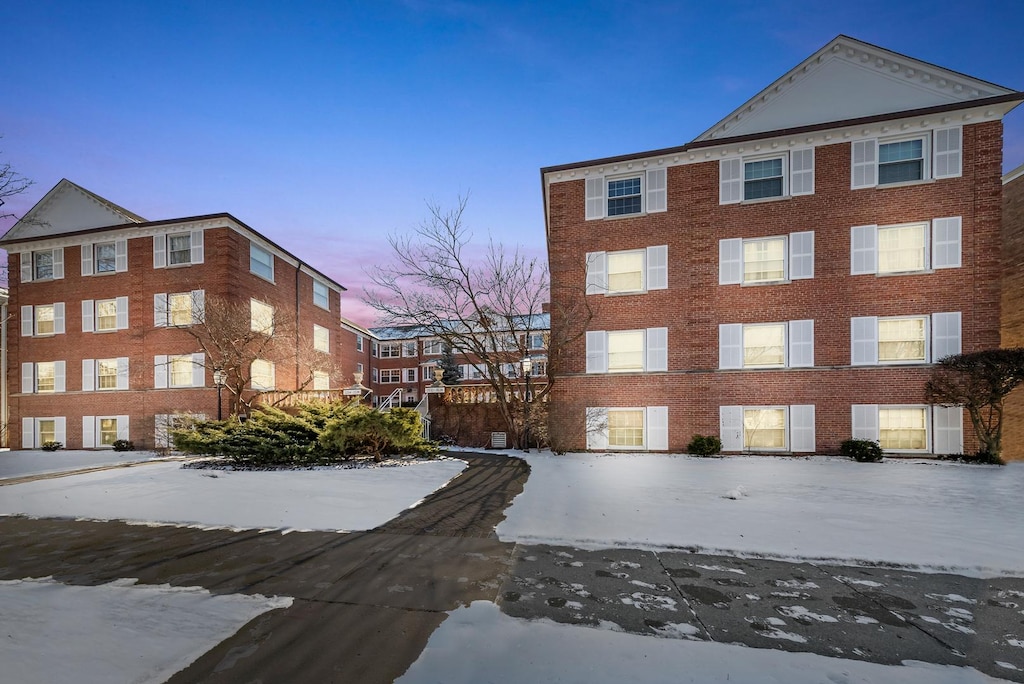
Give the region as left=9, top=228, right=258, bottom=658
left=924, top=348, right=1024, bottom=464
left=438, top=344, right=462, bottom=385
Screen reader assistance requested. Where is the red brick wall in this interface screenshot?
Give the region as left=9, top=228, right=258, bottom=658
left=548, top=121, right=1003, bottom=453
left=1001, top=171, right=1024, bottom=461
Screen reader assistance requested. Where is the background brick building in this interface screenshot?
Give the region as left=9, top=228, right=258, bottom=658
left=1000, top=163, right=1024, bottom=461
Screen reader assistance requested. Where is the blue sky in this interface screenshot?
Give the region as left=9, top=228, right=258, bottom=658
left=3, top=0, right=1022, bottom=324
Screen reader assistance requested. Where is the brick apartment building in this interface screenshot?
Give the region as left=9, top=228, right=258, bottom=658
left=2, top=179, right=350, bottom=449
left=543, top=35, right=1023, bottom=454
left=1001, top=162, right=1024, bottom=461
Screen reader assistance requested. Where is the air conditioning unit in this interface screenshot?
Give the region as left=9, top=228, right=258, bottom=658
left=491, top=432, right=507, bottom=449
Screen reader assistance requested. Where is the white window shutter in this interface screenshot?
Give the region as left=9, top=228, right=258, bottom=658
left=55, top=361, right=66, bottom=392
left=82, top=243, right=94, bottom=276
left=82, top=416, right=96, bottom=448
left=586, top=407, right=609, bottom=450
left=20, top=252, right=32, bottom=283
left=719, top=324, right=743, bottom=369
left=117, top=416, right=130, bottom=441
left=115, top=239, right=128, bottom=272
left=646, top=327, right=668, bottom=372
left=790, top=405, right=815, bottom=453
left=191, top=230, right=205, bottom=264
left=932, top=312, right=962, bottom=362
left=647, top=406, right=669, bottom=450
left=22, top=363, right=34, bottom=394
left=586, top=331, right=607, bottom=374
left=192, top=353, right=206, bottom=387
left=646, top=168, right=667, bottom=213
left=154, top=294, right=167, bottom=327
left=719, top=158, right=743, bottom=204
left=851, top=316, right=879, bottom=365
left=117, top=357, right=129, bottom=390
left=789, top=231, right=814, bottom=280
left=646, top=245, right=668, bottom=290
left=82, top=359, right=95, bottom=392
left=154, top=355, right=168, bottom=389
left=585, top=252, right=607, bottom=295
left=54, top=302, right=65, bottom=334
left=932, top=217, right=962, bottom=269
left=22, top=417, right=35, bottom=448
left=82, top=300, right=95, bottom=332
left=788, top=320, right=814, bottom=368
left=719, top=238, right=743, bottom=285
left=850, top=225, right=878, bottom=275
left=719, top=406, right=743, bottom=451
left=153, top=235, right=166, bottom=268
left=932, top=406, right=963, bottom=455
left=933, top=127, right=962, bottom=179
left=851, top=405, right=879, bottom=442
left=192, top=289, right=205, bottom=323
left=52, top=248, right=64, bottom=279
left=116, top=296, right=129, bottom=330
left=21, top=305, right=33, bottom=337
left=54, top=418, right=66, bottom=445
left=851, top=139, right=877, bottom=189
left=585, top=177, right=605, bottom=220
left=790, top=148, right=815, bottom=196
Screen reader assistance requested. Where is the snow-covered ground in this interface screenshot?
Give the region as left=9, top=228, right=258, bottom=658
left=0, top=458, right=467, bottom=532
left=0, top=449, right=172, bottom=480
left=496, top=453, right=1023, bottom=577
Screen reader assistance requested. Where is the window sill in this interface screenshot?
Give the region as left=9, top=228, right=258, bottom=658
left=601, top=211, right=649, bottom=221
left=738, top=194, right=792, bottom=206
left=605, top=289, right=648, bottom=297
left=166, top=263, right=195, bottom=269
left=876, top=269, right=935, bottom=277
left=873, top=178, right=936, bottom=190
left=250, top=271, right=275, bottom=284
left=740, top=280, right=790, bottom=287
left=90, top=270, right=119, bottom=277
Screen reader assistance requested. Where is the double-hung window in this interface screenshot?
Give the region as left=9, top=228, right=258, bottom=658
left=405, top=368, right=418, bottom=383
left=586, top=246, right=668, bottom=295
left=381, top=369, right=401, bottom=383
left=423, top=339, right=444, bottom=355
left=356, top=335, right=364, bottom=352
left=402, top=341, right=417, bottom=357
left=852, top=127, right=961, bottom=189
left=313, top=371, right=330, bottom=390
left=82, top=297, right=129, bottom=333
left=586, top=406, right=669, bottom=451
left=744, top=158, right=784, bottom=200
left=38, top=419, right=57, bottom=444
left=96, top=299, right=118, bottom=332
left=35, top=305, right=55, bottom=335
left=21, top=361, right=66, bottom=394
left=379, top=343, right=401, bottom=358
left=607, top=331, right=645, bottom=372
left=154, top=290, right=204, bottom=327
left=171, top=356, right=196, bottom=387
left=250, top=243, right=274, bottom=281
left=154, top=353, right=205, bottom=388
left=720, top=149, right=814, bottom=204
left=719, top=320, right=814, bottom=369
left=852, top=404, right=963, bottom=454
left=878, top=317, right=926, bottom=363
left=743, top=407, right=787, bottom=449
left=168, top=233, right=192, bottom=265
left=586, top=328, right=668, bottom=374
left=851, top=313, right=961, bottom=365
left=250, top=299, right=275, bottom=334
left=94, top=242, right=117, bottom=273
left=36, top=362, right=56, bottom=393
left=153, top=231, right=204, bottom=268
left=585, top=168, right=667, bottom=220
left=34, top=250, right=55, bottom=279
left=851, top=217, right=961, bottom=275
left=21, top=303, right=66, bottom=337
left=97, top=359, right=119, bottom=389
left=82, top=357, right=129, bottom=391
left=20, top=248, right=65, bottom=282
left=878, top=138, right=925, bottom=184
left=719, top=232, right=814, bottom=285
left=744, top=238, right=786, bottom=283
left=607, top=177, right=642, bottom=216
left=719, top=405, right=816, bottom=453
left=313, top=280, right=330, bottom=309
left=170, top=293, right=194, bottom=326
left=81, top=239, right=127, bottom=275
left=313, top=325, right=330, bottom=353
left=251, top=359, right=276, bottom=390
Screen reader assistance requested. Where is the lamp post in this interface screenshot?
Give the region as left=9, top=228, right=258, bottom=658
left=521, top=356, right=532, bottom=452
left=212, top=369, right=226, bottom=421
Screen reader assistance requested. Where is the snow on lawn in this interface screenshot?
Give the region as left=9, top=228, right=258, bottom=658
left=0, top=459, right=467, bottom=532
left=1, top=577, right=291, bottom=684
left=496, top=453, right=1024, bottom=576
left=0, top=449, right=172, bottom=480
left=398, top=600, right=1006, bottom=684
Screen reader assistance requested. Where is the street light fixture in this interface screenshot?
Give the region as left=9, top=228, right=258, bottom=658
left=212, top=369, right=227, bottom=421
left=521, top=356, right=533, bottom=452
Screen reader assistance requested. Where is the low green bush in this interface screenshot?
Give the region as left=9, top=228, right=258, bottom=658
left=840, top=438, right=883, bottom=462
left=936, top=450, right=1005, bottom=465
left=112, top=439, right=135, bottom=452
left=687, top=434, right=723, bottom=457
left=41, top=441, right=63, bottom=452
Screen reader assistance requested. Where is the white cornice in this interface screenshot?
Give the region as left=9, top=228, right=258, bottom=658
left=1004, top=162, right=1024, bottom=185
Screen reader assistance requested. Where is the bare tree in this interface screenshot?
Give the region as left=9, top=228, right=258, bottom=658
left=365, top=196, right=592, bottom=448
left=925, top=348, right=1024, bottom=463
left=164, top=293, right=340, bottom=414
left=0, top=146, right=33, bottom=223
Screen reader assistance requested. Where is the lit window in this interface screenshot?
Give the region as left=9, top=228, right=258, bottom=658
left=38, top=419, right=56, bottom=444
left=169, top=355, right=194, bottom=388
left=313, top=325, right=330, bottom=353
left=878, top=139, right=924, bottom=184
left=877, top=223, right=927, bottom=274
left=167, top=233, right=192, bottom=265
left=878, top=317, right=926, bottom=363
left=96, top=299, right=118, bottom=331
left=607, top=251, right=644, bottom=293
left=36, top=362, right=56, bottom=393
left=251, top=359, right=275, bottom=390
left=35, top=305, right=55, bottom=335
left=607, top=176, right=642, bottom=216
left=380, top=343, right=401, bottom=358
left=607, top=331, right=644, bottom=373
left=608, top=410, right=644, bottom=447
left=744, top=157, right=784, bottom=200
left=423, top=339, right=444, bottom=355
left=169, top=293, right=193, bottom=326
left=879, top=408, right=927, bottom=450
left=313, top=371, right=329, bottom=390
left=97, top=359, right=118, bottom=390
left=743, top=324, right=786, bottom=368
left=33, top=250, right=54, bottom=280
left=250, top=300, right=274, bottom=334
left=250, top=243, right=274, bottom=281
left=313, top=280, right=329, bottom=309
left=99, top=417, right=119, bottom=446
left=381, top=369, right=401, bottom=383
left=356, top=335, right=364, bottom=352
left=95, top=242, right=117, bottom=273
left=743, top=408, right=787, bottom=449
left=743, top=238, right=786, bottom=283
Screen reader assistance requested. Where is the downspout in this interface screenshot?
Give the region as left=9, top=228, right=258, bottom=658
left=295, top=261, right=302, bottom=389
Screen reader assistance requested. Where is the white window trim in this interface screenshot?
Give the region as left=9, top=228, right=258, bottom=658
left=720, top=151, right=813, bottom=205
left=852, top=128, right=960, bottom=190
left=719, top=320, right=814, bottom=370
left=380, top=369, right=401, bottom=384
left=850, top=218, right=961, bottom=276
left=742, top=405, right=790, bottom=452
left=312, top=280, right=330, bottom=310
left=854, top=404, right=935, bottom=453
left=586, top=168, right=668, bottom=220
left=313, top=324, right=330, bottom=353
left=250, top=359, right=276, bottom=391
left=586, top=328, right=668, bottom=374
left=154, top=230, right=204, bottom=268
left=876, top=134, right=930, bottom=186
left=249, top=242, right=275, bottom=282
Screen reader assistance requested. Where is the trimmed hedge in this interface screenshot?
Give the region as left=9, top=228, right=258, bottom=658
left=840, top=439, right=883, bottom=463
left=687, top=435, right=723, bottom=457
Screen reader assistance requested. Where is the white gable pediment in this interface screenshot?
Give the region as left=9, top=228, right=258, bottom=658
left=1, top=179, right=144, bottom=242
left=697, top=36, right=1016, bottom=141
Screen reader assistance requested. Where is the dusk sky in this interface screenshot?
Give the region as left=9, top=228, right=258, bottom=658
left=3, top=1, right=1022, bottom=325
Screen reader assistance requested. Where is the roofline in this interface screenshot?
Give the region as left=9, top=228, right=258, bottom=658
left=1005, top=162, right=1024, bottom=185
left=341, top=317, right=375, bottom=338
left=540, top=92, right=1024, bottom=176
left=0, top=211, right=348, bottom=293
left=60, top=179, right=148, bottom=223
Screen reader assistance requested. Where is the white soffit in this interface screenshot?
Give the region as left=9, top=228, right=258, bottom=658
left=696, top=36, right=1016, bottom=142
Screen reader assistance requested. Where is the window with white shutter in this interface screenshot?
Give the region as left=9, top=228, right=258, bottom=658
left=931, top=312, right=962, bottom=362
left=645, top=327, right=668, bottom=372
left=788, top=320, right=814, bottom=368
left=586, top=407, right=609, bottom=450
left=646, top=168, right=667, bottom=213
left=585, top=251, right=606, bottom=295
left=719, top=238, right=743, bottom=285
left=933, top=127, right=962, bottom=179
left=586, top=331, right=607, bottom=374
left=647, top=407, right=668, bottom=451
left=790, top=148, right=815, bottom=195
left=932, top=406, right=963, bottom=455
left=719, top=158, right=743, bottom=204
left=851, top=404, right=880, bottom=442
left=932, top=217, right=962, bottom=269
left=851, top=139, right=878, bottom=188
left=719, top=406, right=743, bottom=452
left=646, top=245, right=668, bottom=290
left=720, top=233, right=814, bottom=285
left=585, top=177, right=605, bottom=220
left=790, top=405, right=816, bottom=453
